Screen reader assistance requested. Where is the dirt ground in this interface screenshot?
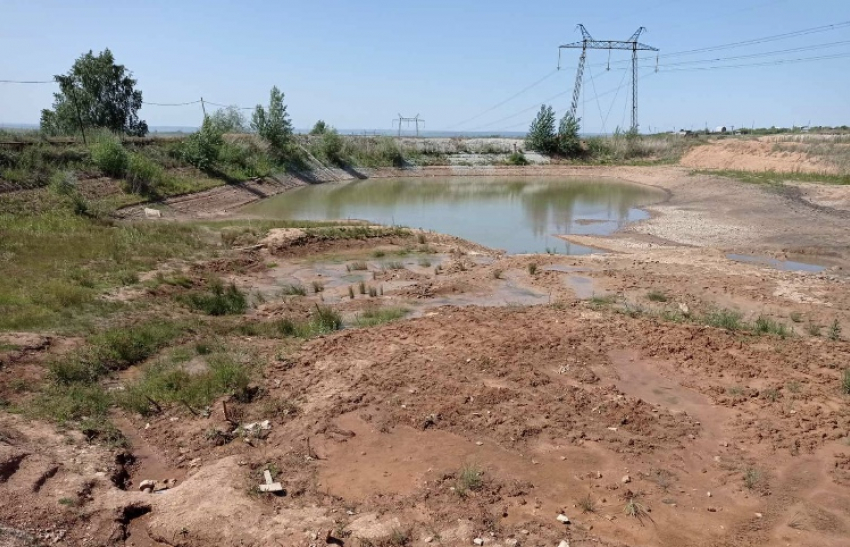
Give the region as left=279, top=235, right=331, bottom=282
left=3, top=159, right=850, bottom=547
left=679, top=138, right=842, bottom=174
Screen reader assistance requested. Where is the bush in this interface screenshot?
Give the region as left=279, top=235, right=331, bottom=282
left=320, top=128, right=345, bottom=165
left=90, top=136, right=128, bottom=177
left=125, top=153, right=165, bottom=195
left=505, top=151, right=529, bottom=165
left=182, top=116, right=224, bottom=170
left=49, top=170, right=78, bottom=195
left=217, top=140, right=272, bottom=178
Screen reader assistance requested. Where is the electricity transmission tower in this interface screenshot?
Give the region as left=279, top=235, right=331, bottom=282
left=558, top=25, right=658, bottom=134
left=393, top=114, right=424, bottom=137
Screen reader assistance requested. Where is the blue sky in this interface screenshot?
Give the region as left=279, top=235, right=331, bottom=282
left=0, top=0, right=848, bottom=133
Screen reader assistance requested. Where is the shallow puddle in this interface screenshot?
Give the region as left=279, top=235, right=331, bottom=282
left=726, top=253, right=826, bottom=273
left=564, top=275, right=596, bottom=299
left=542, top=264, right=591, bottom=273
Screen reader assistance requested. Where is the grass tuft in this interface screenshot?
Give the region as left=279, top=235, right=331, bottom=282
left=455, top=463, right=483, bottom=497
left=647, top=290, right=668, bottom=302
left=181, top=280, right=247, bottom=315
left=355, top=306, right=409, bottom=327
left=279, top=283, right=307, bottom=297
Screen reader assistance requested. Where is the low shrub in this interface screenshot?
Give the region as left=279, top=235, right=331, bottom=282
left=90, top=136, right=128, bottom=177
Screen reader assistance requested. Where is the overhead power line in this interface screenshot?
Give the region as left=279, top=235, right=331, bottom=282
left=600, top=20, right=850, bottom=68
left=656, top=39, right=850, bottom=68
left=659, top=51, right=850, bottom=72
left=445, top=69, right=559, bottom=130
left=0, top=79, right=53, bottom=84
left=143, top=100, right=202, bottom=107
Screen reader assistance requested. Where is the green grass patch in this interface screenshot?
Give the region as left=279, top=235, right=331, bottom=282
left=179, top=280, right=247, bottom=315
left=692, top=169, right=850, bottom=186
left=753, top=315, right=791, bottom=338
left=703, top=308, right=744, bottom=331
left=273, top=306, right=343, bottom=338
left=119, top=349, right=254, bottom=415
left=0, top=206, right=205, bottom=331
left=49, top=319, right=183, bottom=384
left=354, top=306, right=409, bottom=328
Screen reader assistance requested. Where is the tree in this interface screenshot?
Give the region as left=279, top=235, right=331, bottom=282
left=558, top=113, right=582, bottom=157
left=209, top=106, right=247, bottom=134
left=310, top=120, right=328, bottom=135
left=525, top=105, right=557, bottom=154
left=40, top=49, right=147, bottom=137
left=251, top=86, right=293, bottom=154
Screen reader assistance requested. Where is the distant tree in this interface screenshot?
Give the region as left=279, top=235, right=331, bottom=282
left=310, top=120, right=328, bottom=135
left=525, top=105, right=557, bottom=154
left=209, top=106, right=247, bottom=134
left=40, top=49, right=147, bottom=137
left=251, top=86, right=293, bottom=154
left=558, top=113, right=582, bottom=157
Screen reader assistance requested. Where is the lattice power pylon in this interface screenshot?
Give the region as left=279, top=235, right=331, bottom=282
left=558, top=25, right=658, bottom=133
left=393, top=114, right=425, bottom=137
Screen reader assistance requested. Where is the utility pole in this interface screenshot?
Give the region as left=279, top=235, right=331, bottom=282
left=558, top=25, right=658, bottom=134
left=393, top=114, right=424, bottom=137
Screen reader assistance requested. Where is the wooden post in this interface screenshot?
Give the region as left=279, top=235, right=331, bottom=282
left=201, top=96, right=206, bottom=117
left=67, top=81, right=87, bottom=145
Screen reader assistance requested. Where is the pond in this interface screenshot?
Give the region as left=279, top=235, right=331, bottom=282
left=241, top=176, right=665, bottom=254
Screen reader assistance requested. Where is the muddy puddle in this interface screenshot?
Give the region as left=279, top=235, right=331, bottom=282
left=543, top=265, right=599, bottom=299
left=241, top=176, right=664, bottom=254
left=726, top=253, right=826, bottom=273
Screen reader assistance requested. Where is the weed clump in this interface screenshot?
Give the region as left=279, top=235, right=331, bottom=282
left=527, top=263, right=538, bottom=275
left=120, top=350, right=253, bottom=415
left=841, top=369, right=850, bottom=395
left=279, top=284, right=307, bottom=296
left=182, top=280, right=247, bottom=315
left=829, top=319, right=842, bottom=341
left=455, top=463, right=483, bottom=497
left=704, top=308, right=744, bottom=331
left=753, top=316, right=790, bottom=338
left=647, top=290, right=668, bottom=302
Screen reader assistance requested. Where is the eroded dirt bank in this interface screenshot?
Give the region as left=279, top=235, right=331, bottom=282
left=2, top=164, right=850, bottom=547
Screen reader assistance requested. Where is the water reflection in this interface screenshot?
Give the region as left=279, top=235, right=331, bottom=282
left=242, top=176, right=664, bottom=254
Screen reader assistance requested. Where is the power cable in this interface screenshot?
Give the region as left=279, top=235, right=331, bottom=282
left=143, top=100, right=202, bottom=107
left=659, top=51, right=850, bottom=72
left=445, top=69, right=559, bottom=130
left=0, top=79, right=53, bottom=84
left=656, top=39, right=850, bottom=68
left=598, top=20, right=850, bottom=68
left=586, top=65, right=607, bottom=134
